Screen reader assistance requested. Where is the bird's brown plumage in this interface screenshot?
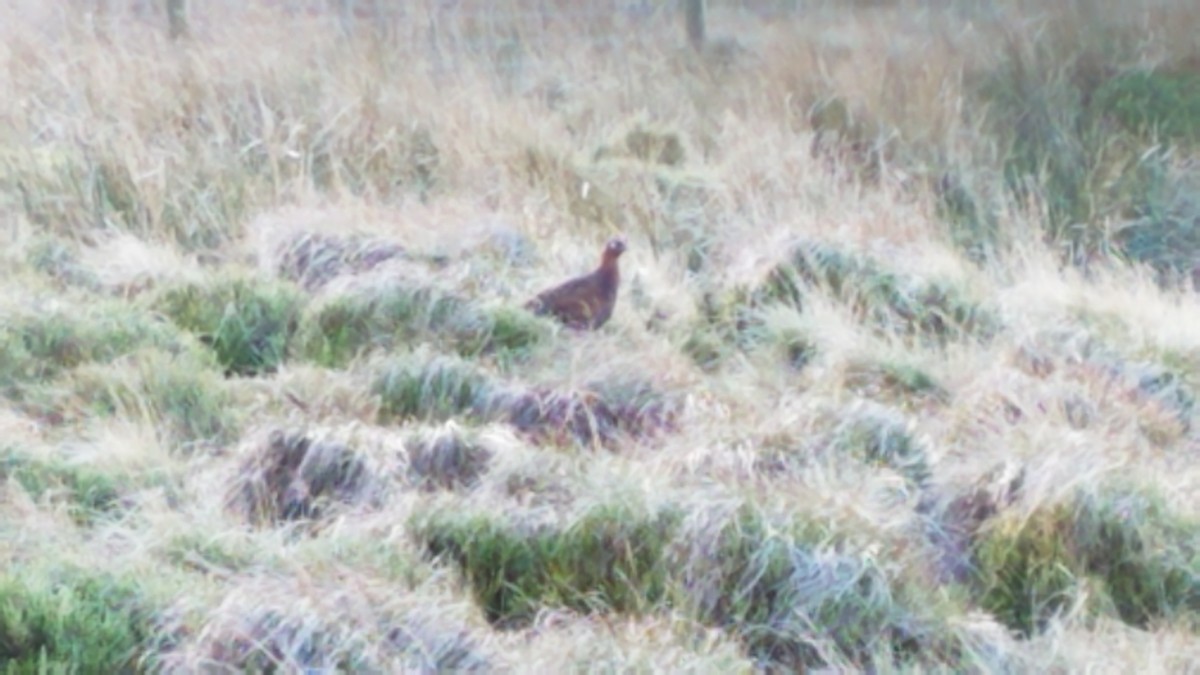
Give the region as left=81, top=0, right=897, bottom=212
left=526, top=237, right=627, bottom=330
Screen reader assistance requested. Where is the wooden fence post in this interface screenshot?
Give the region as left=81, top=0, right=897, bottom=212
left=684, top=0, right=706, bottom=51
left=167, top=0, right=188, bottom=40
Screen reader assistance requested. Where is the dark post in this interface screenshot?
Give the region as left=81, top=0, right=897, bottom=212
left=684, top=0, right=706, bottom=51
left=166, top=0, right=188, bottom=40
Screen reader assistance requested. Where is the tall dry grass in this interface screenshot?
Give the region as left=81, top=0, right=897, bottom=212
left=1, top=0, right=1199, bottom=671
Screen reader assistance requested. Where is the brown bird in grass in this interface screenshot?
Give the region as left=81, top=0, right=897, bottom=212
left=526, top=237, right=627, bottom=330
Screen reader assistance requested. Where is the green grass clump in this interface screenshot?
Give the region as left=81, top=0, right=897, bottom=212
left=298, top=282, right=547, bottom=368
left=373, top=354, right=497, bottom=423
left=974, top=506, right=1080, bottom=637
left=681, top=326, right=733, bottom=371
left=650, top=169, right=719, bottom=274
left=374, top=357, right=676, bottom=447
left=417, top=503, right=677, bottom=627
left=72, top=347, right=239, bottom=452
left=153, top=276, right=304, bottom=376
left=1092, top=70, right=1200, bottom=145
left=583, top=377, right=682, bottom=440
left=0, top=301, right=186, bottom=394
left=675, top=505, right=953, bottom=670
left=25, top=236, right=99, bottom=290
left=974, top=484, right=1200, bottom=636
left=934, top=171, right=1001, bottom=264
left=455, top=304, right=549, bottom=361
left=1111, top=161, right=1200, bottom=288
left=965, top=36, right=1200, bottom=267
left=163, top=533, right=256, bottom=575
left=1129, top=361, right=1196, bottom=433
left=0, top=566, right=157, bottom=672
left=972, top=46, right=1099, bottom=257
left=681, top=288, right=762, bottom=371
left=761, top=242, right=864, bottom=308
left=298, top=283, right=464, bottom=368
left=1070, top=486, right=1200, bottom=628
left=758, top=242, right=998, bottom=344
left=833, top=407, right=932, bottom=490
left=0, top=446, right=126, bottom=525
left=844, top=359, right=949, bottom=407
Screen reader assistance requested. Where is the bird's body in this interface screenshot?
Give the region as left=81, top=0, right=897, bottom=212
left=526, top=237, right=626, bottom=330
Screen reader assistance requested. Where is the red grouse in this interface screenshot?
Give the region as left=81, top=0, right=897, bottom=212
left=526, top=237, right=627, bottom=330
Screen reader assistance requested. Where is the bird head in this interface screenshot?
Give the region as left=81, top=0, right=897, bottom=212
left=602, top=236, right=627, bottom=263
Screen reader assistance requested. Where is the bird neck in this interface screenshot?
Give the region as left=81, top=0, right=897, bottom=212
left=596, top=256, right=620, bottom=288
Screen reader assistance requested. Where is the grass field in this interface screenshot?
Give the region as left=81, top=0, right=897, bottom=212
left=2, top=0, right=1199, bottom=671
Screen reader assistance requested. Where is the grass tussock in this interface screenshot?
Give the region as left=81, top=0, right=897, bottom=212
left=416, top=501, right=678, bottom=628
left=227, top=428, right=383, bottom=527
left=25, top=235, right=102, bottom=291
left=501, top=376, right=683, bottom=449
left=406, top=422, right=494, bottom=492
left=70, top=347, right=239, bottom=451
left=673, top=503, right=964, bottom=671
left=159, top=576, right=492, bottom=672
left=418, top=495, right=974, bottom=670
left=843, top=358, right=950, bottom=408
left=921, top=461, right=1027, bottom=585
left=373, top=352, right=680, bottom=449
left=1, top=446, right=129, bottom=525
left=975, top=483, right=1200, bottom=637
left=273, top=230, right=410, bottom=292
left=153, top=276, right=304, bottom=376
left=0, top=566, right=162, bottom=672
left=298, top=277, right=548, bottom=368
left=0, top=300, right=187, bottom=394
left=832, top=403, right=932, bottom=490
left=373, top=352, right=498, bottom=424
left=759, top=240, right=1000, bottom=344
